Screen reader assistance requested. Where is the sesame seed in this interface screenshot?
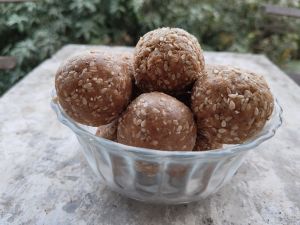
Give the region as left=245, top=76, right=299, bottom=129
left=177, top=125, right=183, bottom=132
left=95, top=78, right=103, bottom=84
left=228, top=93, right=238, bottom=98
left=226, top=87, right=231, bottom=94
left=198, top=103, right=204, bottom=111
left=254, top=107, right=259, bottom=116
left=244, top=90, right=251, bottom=98
left=248, top=118, right=255, bottom=126
left=141, top=120, right=146, bottom=127
left=230, top=130, right=237, bottom=136
left=71, top=93, right=78, bottom=99
left=256, top=121, right=263, bottom=128
left=205, top=97, right=208, bottom=104
left=246, top=104, right=251, bottom=111
left=82, top=68, right=87, bottom=74
left=241, top=103, right=247, bottom=111
left=101, top=88, right=108, bottom=94
left=225, top=116, right=232, bottom=122
left=113, top=90, right=118, bottom=96
left=133, top=118, right=138, bottom=125
left=83, top=83, right=92, bottom=89
left=264, top=102, right=268, bottom=110
left=186, top=60, right=192, bottom=65
left=212, top=104, right=217, bottom=112
left=82, top=97, right=87, bottom=105
left=213, top=69, right=219, bottom=74
left=234, top=137, right=240, bottom=141
left=90, top=67, right=98, bottom=72
left=229, top=101, right=235, bottom=110
left=221, top=120, right=226, bottom=127
left=152, top=140, right=158, bottom=146
left=163, top=62, right=168, bottom=71
left=153, top=108, right=160, bottom=113
left=218, top=128, right=226, bottom=133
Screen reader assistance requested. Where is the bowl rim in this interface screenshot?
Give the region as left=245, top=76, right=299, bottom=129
left=51, top=90, right=283, bottom=159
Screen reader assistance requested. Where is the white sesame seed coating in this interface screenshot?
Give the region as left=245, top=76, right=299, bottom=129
left=191, top=64, right=274, bottom=144
left=117, top=92, right=197, bottom=151
left=134, top=27, right=205, bottom=92
left=55, top=50, right=133, bottom=126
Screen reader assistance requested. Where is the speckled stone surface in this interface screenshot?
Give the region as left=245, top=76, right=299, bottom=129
left=0, top=45, right=299, bottom=225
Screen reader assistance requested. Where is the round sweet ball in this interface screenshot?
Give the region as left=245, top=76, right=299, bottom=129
left=193, top=134, right=223, bottom=151
left=55, top=50, right=132, bottom=126
left=117, top=92, right=197, bottom=151
left=134, top=27, right=205, bottom=92
left=95, top=120, right=118, bottom=141
left=191, top=65, right=274, bottom=144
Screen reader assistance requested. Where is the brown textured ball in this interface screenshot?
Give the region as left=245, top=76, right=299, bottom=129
left=95, top=120, right=118, bottom=141
left=55, top=50, right=132, bottom=126
left=117, top=92, right=197, bottom=151
left=134, top=27, right=205, bottom=92
left=191, top=65, right=274, bottom=144
left=193, top=134, right=223, bottom=151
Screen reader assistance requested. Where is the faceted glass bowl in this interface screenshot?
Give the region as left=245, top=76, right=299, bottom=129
left=51, top=92, right=282, bottom=204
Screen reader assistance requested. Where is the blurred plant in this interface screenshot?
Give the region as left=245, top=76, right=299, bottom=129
left=0, top=0, right=299, bottom=95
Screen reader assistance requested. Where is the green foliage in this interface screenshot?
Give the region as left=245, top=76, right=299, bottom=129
left=1, top=0, right=300, bottom=95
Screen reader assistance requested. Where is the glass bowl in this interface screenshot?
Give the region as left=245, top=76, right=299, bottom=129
left=51, top=92, right=282, bottom=204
